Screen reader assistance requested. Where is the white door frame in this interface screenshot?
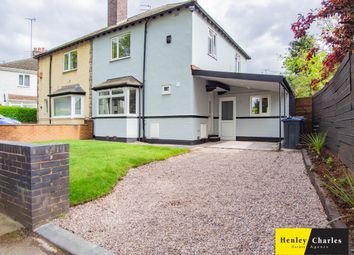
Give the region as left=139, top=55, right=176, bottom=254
left=219, top=97, right=236, bottom=140
left=208, top=92, right=214, bottom=135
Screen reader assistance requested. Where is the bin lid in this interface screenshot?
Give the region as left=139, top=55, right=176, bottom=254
left=282, top=116, right=305, bottom=122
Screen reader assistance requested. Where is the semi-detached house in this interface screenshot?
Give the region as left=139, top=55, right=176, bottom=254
left=35, top=0, right=295, bottom=145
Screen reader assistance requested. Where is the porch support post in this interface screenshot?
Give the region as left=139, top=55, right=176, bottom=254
left=278, top=82, right=282, bottom=151
left=283, top=87, right=286, bottom=117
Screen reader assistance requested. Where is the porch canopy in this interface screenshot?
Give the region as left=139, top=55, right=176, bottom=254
left=192, top=69, right=293, bottom=95
left=192, top=69, right=295, bottom=148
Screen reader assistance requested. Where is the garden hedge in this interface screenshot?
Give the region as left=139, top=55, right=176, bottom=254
left=0, top=106, right=37, bottom=123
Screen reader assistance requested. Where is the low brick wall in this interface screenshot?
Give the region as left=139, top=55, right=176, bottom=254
left=0, top=120, right=93, bottom=142
left=0, top=141, right=69, bottom=230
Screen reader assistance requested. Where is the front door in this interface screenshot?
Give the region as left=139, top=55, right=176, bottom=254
left=219, top=97, right=236, bottom=140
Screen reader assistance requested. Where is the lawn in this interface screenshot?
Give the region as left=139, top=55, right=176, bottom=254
left=39, top=140, right=188, bottom=206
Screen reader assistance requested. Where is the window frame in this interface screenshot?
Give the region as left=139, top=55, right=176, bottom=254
left=208, top=28, right=217, bottom=59
left=111, top=32, right=131, bottom=61
left=97, top=87, right=138, bottom=117
left=235, top=54, right=241, bottom=73
left=52, top=94, right=84, bottom=118
left=63, top=50, right=78, bottom=72
left=250, top=95, right=271, bottom=116
left=18, top=74, right=30, bottom=87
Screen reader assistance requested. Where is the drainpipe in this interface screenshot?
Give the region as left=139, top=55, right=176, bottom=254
left=278, top=82, right=282, bottom=151
left=142, top=19, right=150, bottom=141
left=49, top=55, right=53, bottom=124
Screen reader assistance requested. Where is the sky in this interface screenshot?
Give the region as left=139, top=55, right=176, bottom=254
left=0, top=0, right=322, bottom=74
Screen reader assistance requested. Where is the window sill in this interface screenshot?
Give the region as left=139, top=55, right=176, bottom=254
left=208, top=54, right=217, bottom=60
left=52, top=116, right=84, bottom=119
left=110, top=56, right=131, bottom=62
left=18, top=85, right=30, bottom=88
left=63, top=68, right=77, bottom=74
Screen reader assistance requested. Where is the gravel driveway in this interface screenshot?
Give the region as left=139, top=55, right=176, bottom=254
left=56, top=147, right=328, bottom=254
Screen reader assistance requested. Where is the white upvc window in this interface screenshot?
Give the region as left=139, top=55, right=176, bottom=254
left=250, top=95, right=271, bottom=116
left=19, top=74, right=30, bottom=87
left=208, top=28, right=217, bottom=58
left=97, top=87, right=138, bottom=116
left=235, top=54, right=241, bottom=73
left=63, top=50, right=78, bottom=72
left=111, top=33, right=131, bottom=60
left=53, top=95, right=84, bottom=118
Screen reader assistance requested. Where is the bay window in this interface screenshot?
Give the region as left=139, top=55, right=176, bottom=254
left=53, top=95, right=84, bottom=117
left=250, top=95, right=271, bottom=116
left=97, top=87, right=138, bottom=116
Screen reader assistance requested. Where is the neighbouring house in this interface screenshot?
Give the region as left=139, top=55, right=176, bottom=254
left=35, top=0, right=295, bottom=144
left=36, top=41, right=91, bottom=124
left=0, top=58, right=38, bottom=108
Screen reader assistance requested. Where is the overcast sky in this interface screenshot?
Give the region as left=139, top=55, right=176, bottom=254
left=0, top=0, right=321, bottom=73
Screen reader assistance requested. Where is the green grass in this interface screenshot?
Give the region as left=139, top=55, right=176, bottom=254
left=37, top=140, right=188, bottom=206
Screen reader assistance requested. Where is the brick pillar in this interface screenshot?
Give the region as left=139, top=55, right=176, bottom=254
left=0, top=141, right=69, bottom=230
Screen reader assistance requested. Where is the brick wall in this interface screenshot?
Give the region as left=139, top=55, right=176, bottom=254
left=0, top=141, right=69, bottom=230
left=0, top=120, right=92, bottom=143
left=296, top=97, right=313, bottom=133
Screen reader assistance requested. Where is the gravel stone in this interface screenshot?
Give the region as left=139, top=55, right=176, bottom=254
left=56, top=148, right=328, bottom=255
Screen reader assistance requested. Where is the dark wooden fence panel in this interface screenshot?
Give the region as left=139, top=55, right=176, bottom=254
left=313, top=50, right=354, bottom=171
left=296, top=97, right=312, bottom=133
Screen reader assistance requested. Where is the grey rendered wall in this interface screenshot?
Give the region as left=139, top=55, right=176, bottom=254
left=92, top=9, right=195, bottom=140
left=191, top=11, right=248, bottom=72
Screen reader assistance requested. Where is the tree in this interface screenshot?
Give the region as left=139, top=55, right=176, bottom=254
left=283, top=35, right=333, bottom=97
left=291, top=0, right=354, bottom=85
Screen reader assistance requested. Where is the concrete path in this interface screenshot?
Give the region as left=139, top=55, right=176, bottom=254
left=56, top=147, right=328, bottom=255
left=209, top=141, right=279, bottom=150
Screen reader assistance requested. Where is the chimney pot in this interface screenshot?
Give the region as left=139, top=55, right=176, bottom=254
left=108, top=0, right=127, bottom=27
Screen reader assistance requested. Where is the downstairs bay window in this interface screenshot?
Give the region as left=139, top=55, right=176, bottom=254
left=98, top=87, right=138, bottom=116
left=53, top=95, right=84, bottom=118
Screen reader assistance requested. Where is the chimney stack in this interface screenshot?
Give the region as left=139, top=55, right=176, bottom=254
left=108, top=0, right=127, bottom=27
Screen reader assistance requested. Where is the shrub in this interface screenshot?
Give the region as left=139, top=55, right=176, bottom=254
left=323, top=169, right=354, bottom=208
left=325, top=156, right=334, bottom=167
left=302, top=132, right=327, bottom=155
left=0, top=106, right=37, bottom=123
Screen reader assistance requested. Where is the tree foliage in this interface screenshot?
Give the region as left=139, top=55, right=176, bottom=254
left=291, top=0, right=354, bottom=85
left=283, top=35, right=333, bottom=97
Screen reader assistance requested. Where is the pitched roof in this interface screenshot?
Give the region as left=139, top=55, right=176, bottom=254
left=93, top=76, right=142, bottom=90
left=49, top=84, right=86, bottom=97
left=0, top=58, right=38, bottom=71
left=35, top=0, right=250, bottom=60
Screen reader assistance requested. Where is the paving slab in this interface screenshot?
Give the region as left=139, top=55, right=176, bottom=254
left=0, top=213, right=23, bottom=236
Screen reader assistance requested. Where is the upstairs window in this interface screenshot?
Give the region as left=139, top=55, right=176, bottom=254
left=19, top=74, right=30, bottom=87
left=208, top=29, right=217, bottom=58
left=250, top=95, right=271, bottom=116
left=111, top=33, right=131, bottom=60
left=63, top=50, right=78, bottom=72
left=235, top=54, right=241, bottom=72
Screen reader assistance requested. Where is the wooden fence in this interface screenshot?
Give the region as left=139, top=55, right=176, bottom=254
left=295, top=97, right=312, bottom=133
left=313, top=50, right=354, bottom=171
